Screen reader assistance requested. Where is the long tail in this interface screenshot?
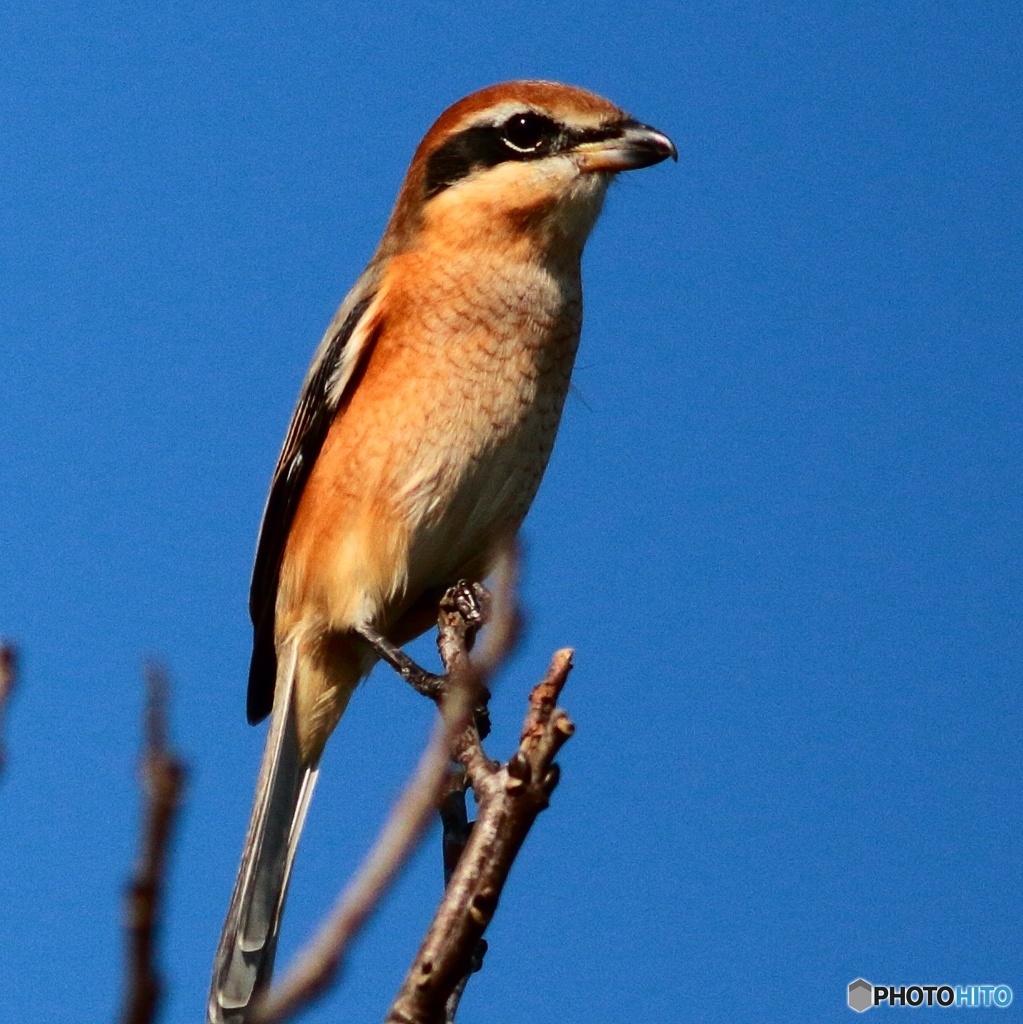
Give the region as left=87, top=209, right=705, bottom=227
left=208, top=639, right=318, bottom=1024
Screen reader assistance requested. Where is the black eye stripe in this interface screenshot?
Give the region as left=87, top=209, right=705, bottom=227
left=423, top=126, right=509, bottom=200
left=422, top=114, right=631, bottom=199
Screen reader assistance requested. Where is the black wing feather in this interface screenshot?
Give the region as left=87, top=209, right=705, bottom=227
left=246, top=292, right=375, bottom=723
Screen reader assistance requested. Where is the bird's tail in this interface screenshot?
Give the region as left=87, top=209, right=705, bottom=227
left=207, top=639, right=318, bottom=1024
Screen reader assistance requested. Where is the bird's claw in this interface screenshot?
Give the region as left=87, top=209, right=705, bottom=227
left=359, top=583, right=492, bottom=736
left=442, top=580, right=491, bottom=630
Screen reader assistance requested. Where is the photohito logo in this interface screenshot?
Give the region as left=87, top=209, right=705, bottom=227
left=848, top=979, right=1013, bottom=1011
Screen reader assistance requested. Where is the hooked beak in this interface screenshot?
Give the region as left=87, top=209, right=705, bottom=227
left=573, top=119, right=678, bottom=173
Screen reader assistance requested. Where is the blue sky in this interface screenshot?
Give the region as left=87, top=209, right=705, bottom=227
left=1, top=2, right=1020, bottom=1022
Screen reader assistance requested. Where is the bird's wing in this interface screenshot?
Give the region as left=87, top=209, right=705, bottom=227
left=247, top=274, right=382, bottom=723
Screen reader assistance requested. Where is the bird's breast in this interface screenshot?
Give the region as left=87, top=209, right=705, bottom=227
left=282, top=245, right=584, bottom=631
left=383, top=248, right=583, bottom=582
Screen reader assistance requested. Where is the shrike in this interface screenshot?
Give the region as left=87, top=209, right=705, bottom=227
left=208, top=80, right=675, bottom=1022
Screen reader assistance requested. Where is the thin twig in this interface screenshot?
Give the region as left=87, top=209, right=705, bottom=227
left=119, top=664, right=187, bottom=1024
left=0, top=642, right=17, bottom=774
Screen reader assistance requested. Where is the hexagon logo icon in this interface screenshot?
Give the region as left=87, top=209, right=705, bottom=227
left=848, top=978, right=873, bottom=1012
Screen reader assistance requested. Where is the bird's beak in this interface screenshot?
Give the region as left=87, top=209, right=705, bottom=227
left=573, top=120, right=678, bottom=173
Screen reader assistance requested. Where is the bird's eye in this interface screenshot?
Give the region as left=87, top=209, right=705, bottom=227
left=500, top=112, right=554, bottom=153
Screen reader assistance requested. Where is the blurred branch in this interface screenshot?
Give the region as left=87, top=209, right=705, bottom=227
left=0, top=642, right=17, bottom=774
left=119, top=665, right=187, bottom=1024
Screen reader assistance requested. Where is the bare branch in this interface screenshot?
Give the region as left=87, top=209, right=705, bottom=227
left=385, top=648, right=574, bottom=1024
left=0, top=642, right=17, bottom=774
left=119, top=665, right=187, bottom=1024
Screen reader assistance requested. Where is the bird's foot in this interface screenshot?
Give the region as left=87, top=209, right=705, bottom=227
left=437, top=581, right=492, bottom=738
left=354, top=623, right=446, bottom=699
left=439, top=580, right=491, bottom=651
left=355, top=581, right=492, bottom=737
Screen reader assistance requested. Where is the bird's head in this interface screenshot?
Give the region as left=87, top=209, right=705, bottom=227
left=376, top=80, right=676, bottom=262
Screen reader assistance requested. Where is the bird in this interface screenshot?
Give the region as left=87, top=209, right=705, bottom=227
left=208, top=79, right=675, bottom=1023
